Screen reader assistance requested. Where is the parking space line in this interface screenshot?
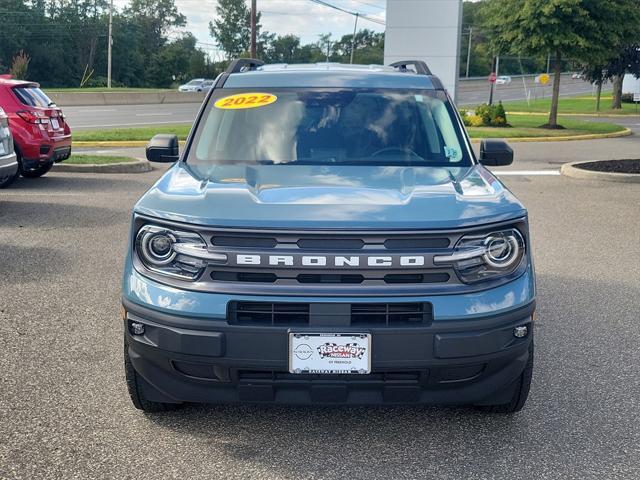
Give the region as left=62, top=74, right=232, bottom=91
left=0, top=192, right=87, bottom=196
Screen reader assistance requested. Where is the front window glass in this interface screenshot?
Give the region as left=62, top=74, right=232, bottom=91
left=13, top=87, right=54, bottom=108
left=189, top=89, right=471, bottom=168
left=187, top=80, right=203, bottom=86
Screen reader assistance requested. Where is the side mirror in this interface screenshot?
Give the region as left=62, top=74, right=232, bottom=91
left=479, top=139, right=513, bottom=166
left=146, top=134, right=179, bottom=163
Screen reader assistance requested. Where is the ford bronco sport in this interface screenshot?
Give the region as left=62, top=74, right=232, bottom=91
left=123, top=60, right=535, bottom=414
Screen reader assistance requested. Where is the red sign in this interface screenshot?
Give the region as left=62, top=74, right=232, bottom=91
left=488, top=72, right=497, bottom=84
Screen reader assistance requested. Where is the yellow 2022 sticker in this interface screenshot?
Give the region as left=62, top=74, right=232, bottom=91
left=214, top=93, right=277, bottom=110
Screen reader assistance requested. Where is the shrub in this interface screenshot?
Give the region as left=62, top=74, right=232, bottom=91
left=10, top=50, right=30, bottom=80
left=468, top=114, right=485, bottom=127
left=83, top=76, right=126, bottom=88
left=459, top=109, right=472, bottom=126
left=469, top=102, right=510, bottom=127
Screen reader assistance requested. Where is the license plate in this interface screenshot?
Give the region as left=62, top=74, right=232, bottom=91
left=289, top=333, right=371, bottom=374
left=51, top=118, right=60, bottom=130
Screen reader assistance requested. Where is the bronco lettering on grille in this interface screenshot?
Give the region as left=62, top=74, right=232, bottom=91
left=236, top=254, right=427, bottom=268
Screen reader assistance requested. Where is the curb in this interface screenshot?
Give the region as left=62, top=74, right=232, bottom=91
left=470, top=128, right=631, bottom=143
left=560, top=160, right=640, bottom=183
left=54, top=159, right=152, bottom=174
left=507, top=111, right=636, bottom=117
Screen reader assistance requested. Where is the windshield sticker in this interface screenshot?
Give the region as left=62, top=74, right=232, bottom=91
left=444, top=146, right=459, bottom=159
left=214, top=93, right=277, bottom=110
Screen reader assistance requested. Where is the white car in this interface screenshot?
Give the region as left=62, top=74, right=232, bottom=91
left=495, top=76, right=512, bottom=85
left=178, top=79, right=214, bottom=92
left=572, top=73, right=584, bottom=80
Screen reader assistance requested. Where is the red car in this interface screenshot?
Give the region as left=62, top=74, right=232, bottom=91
left=0, top=78, right=71, bottom=179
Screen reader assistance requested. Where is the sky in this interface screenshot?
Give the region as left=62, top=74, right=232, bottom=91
left=113, top=0, right=387, bottom=59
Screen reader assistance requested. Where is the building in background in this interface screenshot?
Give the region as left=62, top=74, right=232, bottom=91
left=384, top=0, right=463, bottom=101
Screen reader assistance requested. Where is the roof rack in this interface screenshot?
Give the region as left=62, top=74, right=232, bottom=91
left=225, top=58, right=265, bottom=74
left=214, top=58, right=265, bottom=89
left=390, top=60, right=432, bottom=75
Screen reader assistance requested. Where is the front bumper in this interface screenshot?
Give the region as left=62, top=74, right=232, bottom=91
left=123, top=296, right=534, bottom=406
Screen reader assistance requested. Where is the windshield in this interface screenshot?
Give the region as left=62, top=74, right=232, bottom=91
left=188, top=88, right=471, bottom=168
left=13, top=86, right=55, bottom=108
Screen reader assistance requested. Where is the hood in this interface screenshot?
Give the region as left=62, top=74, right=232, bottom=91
left=134, top=163, right=526, bottom=230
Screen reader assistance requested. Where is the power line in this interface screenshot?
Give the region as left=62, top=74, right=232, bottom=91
left=308, top=0, right=385, bottom=26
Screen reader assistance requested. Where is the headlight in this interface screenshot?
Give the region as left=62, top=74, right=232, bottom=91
left=434, top=229, right=525, bottom=283
left=135, top=225, right=226, bottom=280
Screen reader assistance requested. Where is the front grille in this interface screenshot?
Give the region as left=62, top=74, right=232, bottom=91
left=134, top=216, right=528, bottom=296
left=228, top=301, right=433, bottom=326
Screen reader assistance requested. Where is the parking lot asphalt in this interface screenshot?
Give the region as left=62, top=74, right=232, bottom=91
left=1, top=164, right=639, bottom=479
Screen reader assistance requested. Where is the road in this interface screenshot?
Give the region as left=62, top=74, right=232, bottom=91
left=1, top=143, right=639, bottom=479
left=64, top=76, right=602, bottom=130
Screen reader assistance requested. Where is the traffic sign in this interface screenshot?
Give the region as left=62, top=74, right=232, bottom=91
left=489, top=72, right=497, bottom=84
left=536, top=73, right=550, bottom=86
left=634, top=93, right=640, bottom=102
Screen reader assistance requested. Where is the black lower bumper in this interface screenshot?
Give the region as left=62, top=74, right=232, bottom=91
left=123, top=299, right=534, bottom=406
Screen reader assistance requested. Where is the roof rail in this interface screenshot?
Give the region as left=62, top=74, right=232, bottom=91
left=390, top=60, right=432, bottom=75
left=225, top=58, right=265, bottom=74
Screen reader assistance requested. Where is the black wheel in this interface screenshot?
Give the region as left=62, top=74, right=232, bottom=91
left=19, top=154, right=53, bottom=178
left=477, top=342, right=534, bottom=414
left=124, top=337, right=182, bottom=413
left=0, top=168, right=18, bottom=188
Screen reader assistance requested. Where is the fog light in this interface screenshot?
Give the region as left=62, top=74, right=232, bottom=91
left=129, top=321, right=145, bottom=335
left=513, top=326, right=528, bottom=338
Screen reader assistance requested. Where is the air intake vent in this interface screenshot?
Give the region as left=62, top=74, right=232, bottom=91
left=228, top=301, right=433, bottom=326
left=351, top=303, right=432, bottom=326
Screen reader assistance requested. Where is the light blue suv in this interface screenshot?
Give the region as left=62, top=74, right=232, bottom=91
left=123, top=60, right=536, bottom=413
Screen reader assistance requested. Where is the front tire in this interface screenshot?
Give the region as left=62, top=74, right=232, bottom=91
left=124, top=338, right=182, bottom=413
left=477, top=342, right=534, bottom=414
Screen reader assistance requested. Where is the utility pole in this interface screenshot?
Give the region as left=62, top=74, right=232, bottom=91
left=250, top=0, right=257, bottom=59
left=489, top=56, right=497, bottom=105
left=465, top=27, right=473, bottom=78
left=546, top=53, right=550, bottom=74
left=349, top=13, right=359, bottom=64
left=107, top=0, right=113, bottom=88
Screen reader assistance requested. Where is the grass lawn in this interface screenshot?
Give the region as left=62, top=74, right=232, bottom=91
left=73, top=124, right=191, bottom=142
left=466, top=115, right=626, bottom=139
left=45, top=87, right=174, bottom=93
left=73, top=116, right=624, bottom=142
left=64, top=155, right=137, bottom=165
left=501, top=95, right=640, bottom=116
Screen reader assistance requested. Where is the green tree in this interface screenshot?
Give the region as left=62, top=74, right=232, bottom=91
left=10, top=50, right=30, bottom=80
left=481, top=0, right=636, bottom=128
left=210, top=0, right=262, bottom=59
